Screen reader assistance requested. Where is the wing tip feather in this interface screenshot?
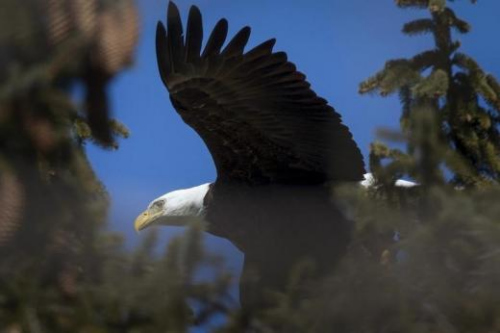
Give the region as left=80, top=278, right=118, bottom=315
left=189, top=4, right=201, bottom=16
left=168, top=1, right=180, bottom=18
left=202, top=18, right=229, bottom=57
left=186, top=4, right=203, bottom=61
left=222, top=26, right=251, bottom=57
left=156, top=22, right=170, bottom=85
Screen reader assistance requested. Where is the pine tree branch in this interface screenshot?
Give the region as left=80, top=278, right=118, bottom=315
left=411, top=50, right=440, bottom=71
left=453, top=53, right=500, bottom=111
left=429, top=0, right=446, bottom=13
left=395, top=0, right=429, bottom=9
left=0, top=37, right=85, bottom=102
left=452, top=17, right=471, bottom=34
left=360, top=60, right=421, bottom=96
left=411, top=69, right=449, bottom=98
left=403, top=19, right=435, bottom=36
left=485, top=75, right=500, bottom=110
left=359, top=72, right=384, bottom=95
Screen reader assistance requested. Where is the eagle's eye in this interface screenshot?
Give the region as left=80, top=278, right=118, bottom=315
left=150, top=199, right=166, bottom=213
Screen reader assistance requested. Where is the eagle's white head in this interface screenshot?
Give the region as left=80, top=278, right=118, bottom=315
left=134, top=183, right=211, bottom=232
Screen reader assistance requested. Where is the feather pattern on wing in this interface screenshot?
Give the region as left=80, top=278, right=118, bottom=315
left=156, top=2, right=365, bottom=184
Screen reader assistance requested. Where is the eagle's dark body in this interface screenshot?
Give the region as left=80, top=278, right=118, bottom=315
left=155, top=2, right=365, bottom=309
left=204, top=183, right=351, bottom=307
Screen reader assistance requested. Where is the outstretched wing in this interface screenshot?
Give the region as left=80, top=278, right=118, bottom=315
left=156, top=2, right=365, bottom=184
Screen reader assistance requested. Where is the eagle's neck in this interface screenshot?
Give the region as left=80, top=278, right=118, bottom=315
left=165, top=183, right=211, bottom=217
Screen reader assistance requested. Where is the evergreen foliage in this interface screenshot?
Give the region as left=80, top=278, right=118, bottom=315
left=0, top=0, right=139, bottom=330
left=360, top=0, right=499, bottom=187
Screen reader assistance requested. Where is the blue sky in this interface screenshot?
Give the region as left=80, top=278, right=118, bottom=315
left=86, top=0, right=500, bottom=271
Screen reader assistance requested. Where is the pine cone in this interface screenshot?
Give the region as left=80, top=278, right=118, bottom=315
left=46, top=0, right=72, bottom=46
left=58, top=264, right=79, bottom=297
left=93, top=1, right=139, bottom=75
left=24, top=116, right=57, bottom=153
left=46, top=0, right=97, bottom=46
left=0, top=171, right=25, bottom=247
left=69, top=0, right=98, bottom=40
left=3, top=324, right=22, bottom=333
left=47, top=228, right=81, bottom=297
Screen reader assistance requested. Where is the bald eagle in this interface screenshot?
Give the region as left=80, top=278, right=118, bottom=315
left=135, top=2, right=365, bottom=309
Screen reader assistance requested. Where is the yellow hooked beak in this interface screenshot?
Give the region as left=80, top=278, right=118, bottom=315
left=134, top=210, right=160, bottom=232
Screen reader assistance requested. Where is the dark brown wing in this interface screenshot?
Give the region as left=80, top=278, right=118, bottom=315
left=156, top=2, right=365, bottom=184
